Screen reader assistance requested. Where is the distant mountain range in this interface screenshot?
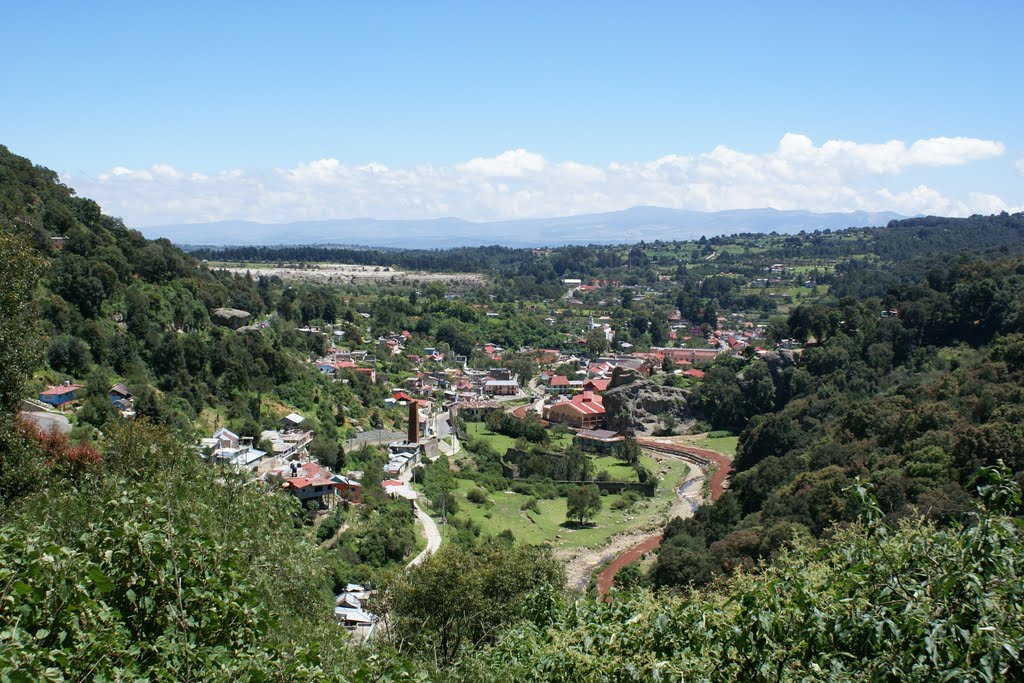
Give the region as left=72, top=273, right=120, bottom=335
left=144, top=206, right=906, bottom=249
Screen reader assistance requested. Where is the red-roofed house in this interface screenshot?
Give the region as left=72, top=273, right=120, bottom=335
left=543, top=391, right=606, bottom=430
left=583, top=378, right=611, bottom=393
left=682, top=368, right=706, bottom=380
left=548, top=375, right=572, bottom=395
left=39, top=383, right=83, bottom=409
left=278, top=462, right=362, bottom=507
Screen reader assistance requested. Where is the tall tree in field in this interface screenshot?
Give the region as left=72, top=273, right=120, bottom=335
left=567, top=484, right=602, bottom=526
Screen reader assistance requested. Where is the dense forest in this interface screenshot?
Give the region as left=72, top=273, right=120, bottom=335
left=2, top=144, right=1023, bottom=680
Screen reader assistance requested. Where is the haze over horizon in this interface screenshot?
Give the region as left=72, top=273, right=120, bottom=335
left=3, top=2, right=1022, bottom=233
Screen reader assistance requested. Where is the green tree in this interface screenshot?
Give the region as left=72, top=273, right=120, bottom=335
left=0, top=230, right=46, bottom=411
left=382, top=543, right=562, bottom=666
left=566, top=484, right=602, bottom=526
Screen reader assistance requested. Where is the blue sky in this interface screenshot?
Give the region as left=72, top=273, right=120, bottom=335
left=3, top=1, right=1022, bottom=226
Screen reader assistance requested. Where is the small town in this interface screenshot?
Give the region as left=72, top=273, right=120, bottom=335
left=3, top=3, right=1023, bottom=680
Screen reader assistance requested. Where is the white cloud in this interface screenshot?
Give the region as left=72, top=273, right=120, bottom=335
left=66, top=133, right=1012, bottom=226
left=458, top=149, right=546, bottom=177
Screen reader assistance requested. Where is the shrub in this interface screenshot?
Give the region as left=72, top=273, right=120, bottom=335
left=511, top=481, right=534, bottom=496
left=467, top=487, right=488, bottom=504
left=316, top=514, right=339, bottom=542
left=611, top=490, right=642, bottom=510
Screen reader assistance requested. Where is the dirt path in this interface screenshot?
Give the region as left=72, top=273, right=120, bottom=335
left=559, top=528, right=664, bottom=592
left=595, top=441, right=734, bottom=598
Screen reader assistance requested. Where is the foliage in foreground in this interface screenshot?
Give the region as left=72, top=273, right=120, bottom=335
left=0, top=420, right=364, bottom=682
left=457, top=470, right=1024, bottom=682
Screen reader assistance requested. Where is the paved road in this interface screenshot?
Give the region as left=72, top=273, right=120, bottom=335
left=438, top=433, right=460, bottom=456
left=407, top=502, right=442, bottom=567
left=435, top=412, right=451, bottom=439
left=395, top=462, right=444, bottom=568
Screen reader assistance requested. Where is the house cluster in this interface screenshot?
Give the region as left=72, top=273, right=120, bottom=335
left=335, top=584, right=376, bottom=640
left=383, top=441, right=422, bottom=477
left=199, top=412, right=364, bottom=510
left=480, top=342, right=504, bottom=361
left=377, top=330, right=414, bottom=355
left=199, top=427, right=267, bottom=470
left=200, top=414, right=312, bottom=471
left=108, top=383, right=136, bottom=417
left=35, top=381, right=137, bottom=418
left=406, top=346, right=446, bottom=364
left=261, top=413, right=315, bottom=460
left=403, top=366, right=521, bottom=404
left=536, top=353, right=659, bottom=431
left=315, top=348, right=377, bottom=383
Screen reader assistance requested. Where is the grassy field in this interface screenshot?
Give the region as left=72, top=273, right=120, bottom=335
left=588, top=454, right=660, bottom=481
left=696, top=435, right=738, bottom=457
left=436, top=456, right=692, bottom=550
left=464, top=421, right=574, bottom=452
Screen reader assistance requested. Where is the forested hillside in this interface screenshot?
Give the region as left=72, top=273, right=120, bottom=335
left=0, top=144, right=396, bottom=450
left=649, top=251, right=1024, bottom=589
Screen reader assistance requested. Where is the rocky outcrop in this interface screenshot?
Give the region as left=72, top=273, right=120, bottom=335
left=760, top=349, right=800, bottom=373
left=602, top=368, right=694, bottom=435
left=211, top=307, right=251, bottom=329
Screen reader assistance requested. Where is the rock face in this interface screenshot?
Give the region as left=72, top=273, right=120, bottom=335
left=211, top=307, right=251, bottom=329
left=602, top=368, right=694, bottom=435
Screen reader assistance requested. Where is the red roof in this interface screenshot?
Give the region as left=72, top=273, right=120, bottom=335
left=552, top=392, right=605, bottom=416
left=584, top=378, right=611, bottom=392
left=284, top=473, right=339, bottom=490
left=550, top=375, right=570, bottom=387
left=40, top=384, right=82, bottom=396
left=683, top=369, right=706, bottom=379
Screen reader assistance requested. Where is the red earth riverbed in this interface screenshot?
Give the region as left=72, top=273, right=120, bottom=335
left=596, top=441, right=733, bottom=598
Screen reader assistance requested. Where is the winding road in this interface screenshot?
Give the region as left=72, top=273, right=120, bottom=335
left=407, top=501, right=442, bottom=567
left=393, top=455, right=445, bottom=568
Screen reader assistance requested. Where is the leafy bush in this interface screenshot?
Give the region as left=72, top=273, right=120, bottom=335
left=467, top=487, right=489, bottom=504
left=461, top=470, right=1024, bottom=682
left=611, top=490, right=642, bottom=510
